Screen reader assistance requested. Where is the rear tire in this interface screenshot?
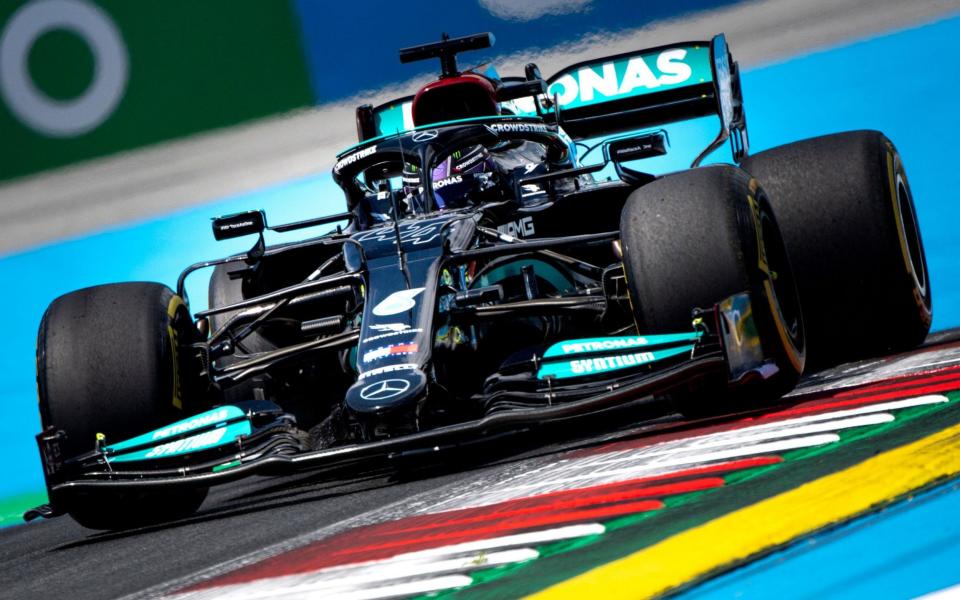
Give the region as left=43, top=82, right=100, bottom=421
left=37, top=282, right=207, bottom=529
left=620, top=165, right=805, bottom=408
left=741, top=130, right=931, bottom=369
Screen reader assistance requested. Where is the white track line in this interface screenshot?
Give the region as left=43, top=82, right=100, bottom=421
left=578, top=395, right=948, bottom=465
left=794, top=354, right=960, bottom=395
left=917, top=582, right=960, bottom=599
left=592, top=413, right=894, bottom=465
left=400, top=523, right=605, bottom=560
left=170, top=550, right=535, bottom=600
left=443, top=395, right=950, bottom=507
left=323, top=575, right=473, bottom=600
left=466, top=434, right=840, bottom=503
left=469, top=396, right=947, bottom=484
left=292, top=549, right=537, bottom=589
left=165, top=526, right=606, bottom=600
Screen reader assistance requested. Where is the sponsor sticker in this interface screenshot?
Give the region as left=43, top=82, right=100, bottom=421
left=151, top=408, right=230, bottom=440
left=520, top=184, right=543, bottom=197
left=516, top=46, right=711, bottom=115
left=145, top=427, right=228, bottom=458
left=334, top=145, right=377, bottom=174
left=363, top=325, right=424, bottom=344
left=359, top=378, right=412, bottom=401
left=454, top=147, right=486, bottom=172
left=372, top=288, right=425, bottom=316
left=489, top=121, right=550, bottom=134
left=411, top=129, right=438, bottom=142
left=543, top=333, right=701, bottom=358
left=362, top=342, right=419, bottom=363
left=571, top=351, right=655, bottom=373
left=497, top=216, right=535, bottom=238
left=370, top=323, right=409, bottom=333
left=434, top=174, right=463, bottom=189
left=353, top=220, right=443, bottom=246
left=537, top=345, right=694, bottom=380
left=108, top=420, right=252, bottom=462
left=218, top=220, right=255, bottom=232
left=561, top=337, right=649, bottom=355
left=358, top=363, right=419, bottom=380
left=104, top=405, right=247, bottom=455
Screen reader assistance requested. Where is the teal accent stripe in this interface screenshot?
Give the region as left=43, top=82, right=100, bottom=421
left=105, top=405, right=247, bottom=453
left=336, top=115, right=546, bottom=157
left=538, top=344, right=694, bottom=380
left=543, top=333, right=701, bottom=358
left=109, top=421, right=251, bottom=463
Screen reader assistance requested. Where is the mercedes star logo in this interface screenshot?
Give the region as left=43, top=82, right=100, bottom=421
left=360, top=378, right=412, bottom=401
left=412, top=129, right=438, bottom=143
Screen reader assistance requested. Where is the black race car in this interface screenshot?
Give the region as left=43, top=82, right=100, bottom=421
left=29, top=33, right=931, bottom=529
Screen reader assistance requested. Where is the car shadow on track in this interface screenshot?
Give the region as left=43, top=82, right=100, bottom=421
left=49, top=472, right=397, bottom=551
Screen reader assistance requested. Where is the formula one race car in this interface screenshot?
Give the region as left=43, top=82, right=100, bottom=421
left=29, top=32, right=931, bottom=529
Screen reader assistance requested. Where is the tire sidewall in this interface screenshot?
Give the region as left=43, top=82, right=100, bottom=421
left=744, top=180, right=806, bottom=381
left=885, top=142, right=932, bottom=331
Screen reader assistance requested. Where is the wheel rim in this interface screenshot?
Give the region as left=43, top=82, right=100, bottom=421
left=895, top=172, right=927, bottom=298
left=758, top=203, right=805, bottom=371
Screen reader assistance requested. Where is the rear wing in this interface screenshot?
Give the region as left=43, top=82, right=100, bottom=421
left=542, top=35, right=748, bottom=163
left=356, top=34, right=747, bottom=164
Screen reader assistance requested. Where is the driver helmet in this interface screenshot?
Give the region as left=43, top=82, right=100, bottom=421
left=402, top=146, right=495, bottom=209
left=403, top=74, right=502, bottom=209
left=412, top=73, right=500, bottom=125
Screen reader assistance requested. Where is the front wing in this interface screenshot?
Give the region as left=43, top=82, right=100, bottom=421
left=26, top=293, right=773, bottom=521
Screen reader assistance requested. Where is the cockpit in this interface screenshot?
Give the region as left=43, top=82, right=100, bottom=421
left=332, top=117, right=576, bottom=228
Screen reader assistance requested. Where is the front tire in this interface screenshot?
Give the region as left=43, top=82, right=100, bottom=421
left=620, top=165, right=805, bottom=407
left=37, top=282, right=207, bottom=529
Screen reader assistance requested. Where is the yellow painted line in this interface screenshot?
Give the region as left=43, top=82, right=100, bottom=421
left=529, top=412, right=960, bottom=600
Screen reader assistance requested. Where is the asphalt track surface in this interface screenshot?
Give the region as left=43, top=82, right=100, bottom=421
left=0, top=401, right=710, bottom=598
left=4, top=332, right=960, bottom=600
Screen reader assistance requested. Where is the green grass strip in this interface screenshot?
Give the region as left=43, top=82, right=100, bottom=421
left=0, top=490, right=47, bottom=528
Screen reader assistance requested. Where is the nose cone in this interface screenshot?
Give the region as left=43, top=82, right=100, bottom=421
left=346, top=368, right=427, bottom=416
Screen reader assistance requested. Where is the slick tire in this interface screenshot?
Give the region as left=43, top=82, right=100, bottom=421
left=37, top=282, right=207, bottom=529
left=620, top=165, right=806, bottom=408
left=741, top=130, right=931, bottom=369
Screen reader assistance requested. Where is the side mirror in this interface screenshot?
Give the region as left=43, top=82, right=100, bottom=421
left=524, top=63, right=542, bottom=82
left=211, top=210, right=266, bottom=241
left=496, top=79, right=547, bottom=102
left=496, top=62, right=548, bottom=102
left=356, top=104, right=377, bottom=143
left=607, top=132, right=667, bottom=163
left=604, top=132, right=666, bottom=186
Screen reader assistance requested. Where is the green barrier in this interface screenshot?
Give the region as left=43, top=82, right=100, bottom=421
left=0, top=0, right=314, bottom=181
